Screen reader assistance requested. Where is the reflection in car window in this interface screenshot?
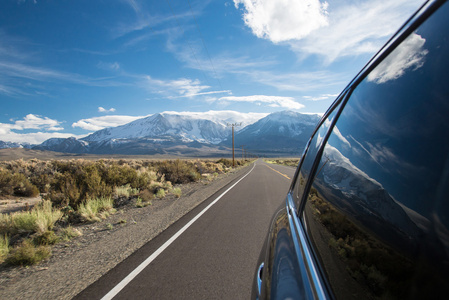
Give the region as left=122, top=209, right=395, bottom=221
left=291, top=102, right=342, bottom=211
left=303, top=2, right=449, bottom=299
left=367, top=32, right=428, bottom=84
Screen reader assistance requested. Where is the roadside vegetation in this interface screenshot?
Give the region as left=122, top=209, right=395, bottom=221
left=264, top=158, right=300, bottom=167
left=0, top=157, right=249, bottom=266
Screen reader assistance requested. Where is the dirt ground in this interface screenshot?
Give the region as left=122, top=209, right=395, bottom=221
left=0, top=196, right=42, bottom=214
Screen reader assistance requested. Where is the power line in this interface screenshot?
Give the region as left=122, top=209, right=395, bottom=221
left=187, top=0, right=225, bottom=92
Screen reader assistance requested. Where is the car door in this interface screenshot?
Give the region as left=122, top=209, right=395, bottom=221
left=298, top=0, right=449, bottom=298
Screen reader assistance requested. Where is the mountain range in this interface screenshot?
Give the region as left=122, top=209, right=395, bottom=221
left=2, top=111, right=321, bottom=157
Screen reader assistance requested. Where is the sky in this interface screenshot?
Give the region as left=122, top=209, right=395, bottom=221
left=0, top=0, right=425, bottom=144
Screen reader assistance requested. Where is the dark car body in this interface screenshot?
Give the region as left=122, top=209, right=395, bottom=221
left=252, top=0, right=449, bottom=299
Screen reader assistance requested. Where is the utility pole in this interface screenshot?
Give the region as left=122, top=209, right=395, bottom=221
left=227, top=122, right=242, bottom=167
left=241, top=145, right=246, bottom=162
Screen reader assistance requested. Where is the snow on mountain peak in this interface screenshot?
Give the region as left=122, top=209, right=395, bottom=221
left=82, top=112, right=232, bottom=144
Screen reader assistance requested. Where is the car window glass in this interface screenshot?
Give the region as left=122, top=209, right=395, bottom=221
left=291, top=104, right=342, bottom=212
left=303, top=2, right=449, bottom=298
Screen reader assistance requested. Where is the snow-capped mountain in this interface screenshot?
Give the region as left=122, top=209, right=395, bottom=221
left=230, top=111, right=321, bottom=155
left=30, top=110, right=321, bottom=156
left=0, top=141, right=33, bottom=149
left=82, top=113, right=230, bottom=145
left=319, top=144, right=420, bottom=243
left=160, top=110, right=268, bottom=130
left=33, top=137, right=89, bottom=153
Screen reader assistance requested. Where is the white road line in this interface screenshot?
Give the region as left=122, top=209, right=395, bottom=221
left=101, top=163, right=256, bottom=300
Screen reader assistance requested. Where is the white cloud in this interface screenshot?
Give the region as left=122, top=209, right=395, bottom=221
left=234, top=0, right=423, bottom=63
left=176, top=90, right=233, bottom=98
left=97, top=61, right=120, bottom=71
left=143, top=75, right=228, bottom=99
left=0, top=114, right=81, bottom=144
left=72, top=115, right=145, bottom=131
left=0, top=130, right=84, bottom=145
left=0, top=60, right=130, bottom=96
left=303, top=93, right=339, bottom=101
left=150, top=77, right=209, bottom=97
left=217, top=95, right=304, bottom=110
left=98, top=107, right=116, bottom=113
left=293, top=0, right=423, bottom=63
left=9, top=114, right=64, bottom=131
left=367, top=33, right=428, bottom=84
left=234, top=0, right=329, bottom=43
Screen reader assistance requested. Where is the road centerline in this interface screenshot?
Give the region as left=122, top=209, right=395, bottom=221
left=263, top=164, right=291, bottom=180
left=100, top=163, right=256, bottom=300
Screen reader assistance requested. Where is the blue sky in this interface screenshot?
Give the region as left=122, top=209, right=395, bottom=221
left=0, top=0, right=424, bottom=144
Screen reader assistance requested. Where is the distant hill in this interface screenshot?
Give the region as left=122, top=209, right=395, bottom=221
left=231, top=111, right=321, bottom=156
left=1, top=110, right=321, bottom=157
left=0, top=141, right=33, bottom=149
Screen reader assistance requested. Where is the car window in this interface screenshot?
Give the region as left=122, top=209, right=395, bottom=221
left=291, top=99, right=343, bottom=211
left=302, top=2, right=449, bottom=298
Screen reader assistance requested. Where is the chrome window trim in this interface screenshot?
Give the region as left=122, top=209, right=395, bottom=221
left=287, top=193, right=329, bottom=300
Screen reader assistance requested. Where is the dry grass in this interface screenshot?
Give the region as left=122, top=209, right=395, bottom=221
left=171, top=187, right=182, bottom=198
left=6, top=239, right=51, bottom=266
left=78, top=197, right=116, bottom=222
left=60, top=226, right=82, bottom=241
left=265, top=158, right=300, bottom=167
left=0, top=234, right=9, bottom=264
left=114, top=185, right=140, bottom=198
left=0, top=200, right=62, bottom=235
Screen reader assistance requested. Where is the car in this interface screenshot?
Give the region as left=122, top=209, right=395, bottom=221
left=252, top=0, right=449, bottom=299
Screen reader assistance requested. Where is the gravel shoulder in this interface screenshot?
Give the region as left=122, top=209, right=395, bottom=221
left=0, top=165, right=252, bottom=299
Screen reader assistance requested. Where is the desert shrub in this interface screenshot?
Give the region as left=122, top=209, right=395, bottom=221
left=47, top=163, right=114, bottom=207
left=48, top=172, right=81, bottom=206
left=0, top=200, right=62, bottom=235
left=78, top=197, right=116, bottom=223
left=79, top=164, right=112, bottom=201
left=30, top=173, right=52, bottom=193
left=101, top=163, right=141, bottom=187
left=59, top=226, right=82, bottom=241
left=0, top=168, right=14, bottom=195
left=34, top=230, right=59, bottom=245
left=0, top=211, right=36, bottom=235
left=138, top=189, right=154, bottom=202
left=6, top=239, right=51, bottom=266
left=148, top=179, right=172, bottom=194
left=12, top=174, right=40, bottom=197
left=0, top=234, right=9, bottom=264
left=33, top=200, right=63, bottom=234
left=171, top=187, right=182, bottom=198
left=114, top=184, right=140, bottom=198
left=135, top=197, right=152, bottom=208
left=103, top=164, right=129, bottom=187
left=0, top=168, right=39, bottom=197
left=134, top=170, right=152, bottom=189
left=194, top=160, right=225, bottom=175
left=156, top=160, right=201, bottom=184
left=114, top=185, right=130, bottom=198
left=155, top=189, right=166, bottom=199
left=265, top=159, right=300, bottom=167
left=216, top=158, right=233, bottom=168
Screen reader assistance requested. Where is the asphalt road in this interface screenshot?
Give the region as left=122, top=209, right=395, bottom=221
left=74, top=159, right=297, bottom=300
